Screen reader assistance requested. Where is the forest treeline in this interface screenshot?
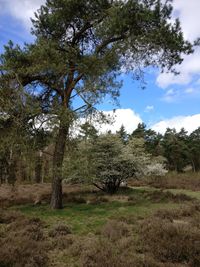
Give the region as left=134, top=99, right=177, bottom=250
left=1, top=111, right=200, bottom=189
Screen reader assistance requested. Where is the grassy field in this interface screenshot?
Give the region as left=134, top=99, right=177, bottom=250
left=0, top=179, right=200, bottom=267
left=13, top=187, right=183, bottom=234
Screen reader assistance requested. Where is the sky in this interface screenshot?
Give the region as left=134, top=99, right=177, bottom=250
left=0, top=0, right=200, bottom=134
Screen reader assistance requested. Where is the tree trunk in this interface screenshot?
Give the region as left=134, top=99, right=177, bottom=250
left=191, top=159, right=196, bottom=172
left=50, top=123, right=68, bottom=209
left=8, top=149, right=17, bottom=185
left=35, top=151, right=43, bottom=183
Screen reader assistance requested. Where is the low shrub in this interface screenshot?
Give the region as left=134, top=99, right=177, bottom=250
left=63, top=194, right=87, bottom=204
left=88, top=196, right=108, bottom=205
left=111, top=214, right=137, bottom=225
left=49, top=224, right=71, bottom=238
left=147, top=172, right=200, bottom=191
left=0, top=209, right=23, bottom=224
left=76, top=237, right=171, bottom=267
left=79, top=238, right=138, bottom=267
left=140, top=216, right=200, bottom=265
left=52, top=235, right=74, bottom=250
left=0, top=236, right=48, bottom=267
left=0, top=212, right=49, bottom=267
left=154, top=203, right=200, bottom=221
left=144, top=190, right=193, bottom=203
left=100, top=220, right=131, bottom=242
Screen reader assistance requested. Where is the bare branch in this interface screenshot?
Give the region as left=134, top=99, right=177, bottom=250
left=93, top=183, right=105, bottom=192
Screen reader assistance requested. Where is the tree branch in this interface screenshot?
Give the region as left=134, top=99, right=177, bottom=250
left=93, top=183, right=105, bottom=192
left=73, top=104, right=87, bottom=113
left=75, top=89, right=92, bottom=108
left=95, top=34, right=126, bottom=54
left=72, top=22, right=92, bottom=45
left=71, top=15, right=106, bottom=46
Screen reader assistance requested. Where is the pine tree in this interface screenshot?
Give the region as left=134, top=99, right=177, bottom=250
left=116, top=124, right=128, bottom=143
left=189, top=127, right=200, bottom=172
left=0, top=0, right=193, bottom=208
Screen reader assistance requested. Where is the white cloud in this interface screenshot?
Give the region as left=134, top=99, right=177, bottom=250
left=161, top=85, right=200, bottom=103
left=157, top=1, right=200, bottom=89
left=156, top=71, right=191, bottom=89
left=152, top=114, right=200, bottom=134
left=157, top=48, right=200, bottom=89
left=0, top=0, right=45, bottom=29
left=72, top=109, right=142, bottom=136
left=144, top=105, right=154, bottom=113
left=161, top=88, right=178, bottom=103
left=99, top=109, right=142, bottom=134
left=172, top=0, right=200, bottom=42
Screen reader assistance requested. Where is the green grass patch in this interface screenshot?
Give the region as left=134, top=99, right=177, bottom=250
left=13, top=187, right=181, bottom=234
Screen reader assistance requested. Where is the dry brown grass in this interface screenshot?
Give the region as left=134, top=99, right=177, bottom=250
left=0, top=183, right=136, bottom=208
left=1, top=204, right=199, bottom=267
left=154, top=203, right=200, bottom=222
left=48, top=223, right=72, bottom=237
left=0, top=209, right=76, bottom=267
left=143, top=189, right=193, bottom=203
left=147, top=172, right=200, bottom=191
left=1, top=174, right=197, bottom=208
left=0, top=210, right=49, bottom=267
left=69, top=229, right=139, bottom=267
left=139, top=203, right=200, bottom=266
left=0, top=181, right=200, bottom=267
left=0, top=183, right=96, bottom=207
left=128, top=172, right=200, bottom=191
left=70, top=222, right=184, bottom=267
left=100, top=220, right=131, bottom=241
left=0, top=183, right=51, bottom=207
left=140, top=220, right=200, bottom=266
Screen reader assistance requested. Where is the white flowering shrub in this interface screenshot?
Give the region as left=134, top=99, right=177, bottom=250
left=144, top=163, right=168, bottom=177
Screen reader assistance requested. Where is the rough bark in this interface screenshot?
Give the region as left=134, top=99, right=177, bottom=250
left=50, top=123, right=68, bottom=209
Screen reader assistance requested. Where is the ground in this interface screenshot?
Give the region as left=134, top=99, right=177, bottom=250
left=0, top=173, right=200, bottom=267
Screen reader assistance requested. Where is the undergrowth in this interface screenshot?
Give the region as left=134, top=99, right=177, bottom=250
left=0, top=184, right=199, bottom=266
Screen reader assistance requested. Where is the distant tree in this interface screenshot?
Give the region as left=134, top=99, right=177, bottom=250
left=0, top=0, right=193, bottom=208
left=162, top=128, right=190, bottom=172
left=0, top=81, right=39, bottom=184
left=131, top=124, right=164, bottom=157
left=63, top=122, right=98, bottom=183
left=32, top=128, right=53, bottom=183
left=0, top=74, right=53, bottom=184
left=144, top=129, right=163, bottom=156
left=79, top=122, right=98, bottom=141
left=116, top=124, right=128, bottom=143
left=189, top=127, right=200, bottom=172
left=131, top=123, right=146, bottom=139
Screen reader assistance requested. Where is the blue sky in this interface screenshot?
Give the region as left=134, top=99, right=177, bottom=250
left=0, top=0, right=200, bottom=134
